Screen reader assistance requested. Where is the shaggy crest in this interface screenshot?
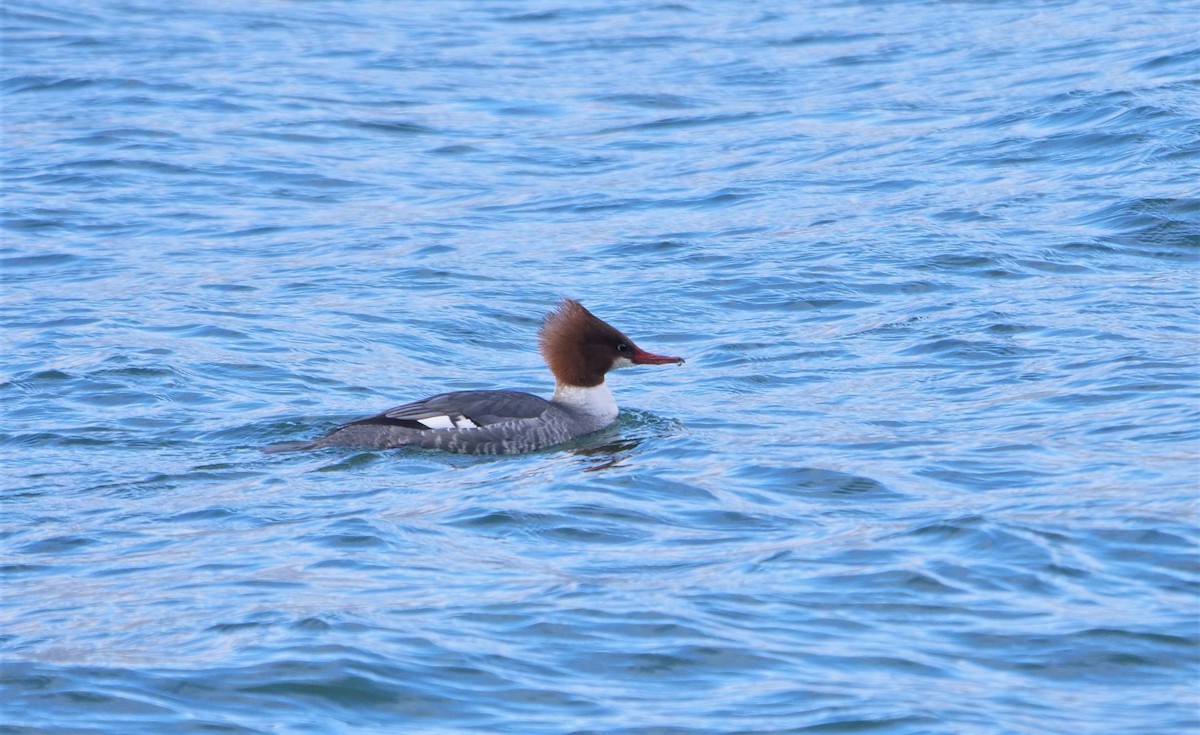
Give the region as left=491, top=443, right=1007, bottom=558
left=539, top=298, right=634, bottom=387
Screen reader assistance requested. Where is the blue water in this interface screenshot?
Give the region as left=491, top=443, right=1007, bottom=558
left=3, top=1, right=1198, bottom=732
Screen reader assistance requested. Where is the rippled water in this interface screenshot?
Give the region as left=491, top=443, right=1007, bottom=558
left=3, top=1, right=1199, bottom=733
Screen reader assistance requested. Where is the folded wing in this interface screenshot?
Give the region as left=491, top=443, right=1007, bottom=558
left=347, top=390, right=551, bottom=431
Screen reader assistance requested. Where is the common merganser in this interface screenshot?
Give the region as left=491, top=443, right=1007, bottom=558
left=266, top=298, right=684, bottom=455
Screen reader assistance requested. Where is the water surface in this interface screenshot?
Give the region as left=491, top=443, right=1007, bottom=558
left=3, top=1, right=1198, bottom=733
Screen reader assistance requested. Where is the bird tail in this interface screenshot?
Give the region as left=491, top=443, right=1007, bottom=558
left=261, top=440, right=318, bottom=454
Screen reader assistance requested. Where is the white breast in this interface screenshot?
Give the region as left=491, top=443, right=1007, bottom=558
left=552, top=383, right=618, bottom=424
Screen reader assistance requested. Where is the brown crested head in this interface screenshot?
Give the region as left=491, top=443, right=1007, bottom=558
left=538, top=298, right=684, bottom=387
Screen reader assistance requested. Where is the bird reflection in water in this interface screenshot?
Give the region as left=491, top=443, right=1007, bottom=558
left=574, top=437, right=643, bottom=472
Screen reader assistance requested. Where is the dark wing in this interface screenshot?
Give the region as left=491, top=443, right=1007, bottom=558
left=345, top=390, right=551, bottom=431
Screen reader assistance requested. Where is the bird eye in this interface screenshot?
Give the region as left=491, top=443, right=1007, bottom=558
left=616, top=343, right=630, bottom=353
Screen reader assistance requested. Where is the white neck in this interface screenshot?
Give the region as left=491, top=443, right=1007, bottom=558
left=552, top=382, right=618, bottom=424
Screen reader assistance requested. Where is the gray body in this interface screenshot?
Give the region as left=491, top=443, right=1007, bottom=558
left=266, top=389, right=614, bottom=455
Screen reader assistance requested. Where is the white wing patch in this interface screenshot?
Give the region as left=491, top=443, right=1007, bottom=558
left=417, top=414, right=478, bottom=430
